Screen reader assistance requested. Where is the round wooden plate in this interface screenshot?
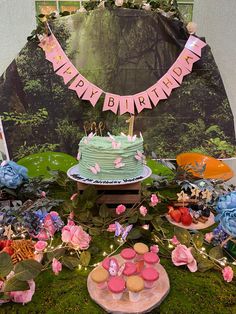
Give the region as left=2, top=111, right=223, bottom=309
left=165, top=212, right=215, bottom=230
left=87, top=254, right=170, bottom=314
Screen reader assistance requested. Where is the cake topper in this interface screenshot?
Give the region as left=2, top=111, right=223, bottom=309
left=83, top=121, right=106, bottom=136
left=126, top=115, right=135, bottom=137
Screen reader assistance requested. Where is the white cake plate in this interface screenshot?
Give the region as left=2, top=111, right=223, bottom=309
left=165, top=212, right=215, bottom=230
left=67, top=165, right=152, bottom=186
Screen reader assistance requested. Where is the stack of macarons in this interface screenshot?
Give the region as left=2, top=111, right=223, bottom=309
left=90, top=242, right=160, bottom=302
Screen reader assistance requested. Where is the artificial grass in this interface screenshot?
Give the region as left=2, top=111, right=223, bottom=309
left=1, top=235, right=236, bottom=314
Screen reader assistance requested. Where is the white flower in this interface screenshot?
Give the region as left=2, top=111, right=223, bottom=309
left=115, top=0, right=124, bottom=7
left=187, top=22, right=197, bottom=35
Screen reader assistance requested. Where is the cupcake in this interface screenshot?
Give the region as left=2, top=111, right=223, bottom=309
left=133, top=242, right=149, bottom=261
left=91, top=267, right=109, bottom=289
left=108, top=276, right=126, bottom=300
left=127, top=275, right=144, bottom=302
left=143, top=252, right=160, bottom=267
left=102, top=257, right=119, bottom=276
left=123, top=262, right=137, bottom=278
left=141, top=267, right=159, bottom=289
left=120, top=248, right=136, bottom=262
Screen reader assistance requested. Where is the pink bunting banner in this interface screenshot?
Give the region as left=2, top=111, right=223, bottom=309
left=38, top=32, right=207, bottom=115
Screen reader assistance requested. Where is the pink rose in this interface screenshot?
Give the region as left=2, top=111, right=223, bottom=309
left=204, top=232, right=213, bottom=243
left=70, top=193, right=78, bottom=201
left=139, top=206, right=148, bottom=217
left=107, top=224, right=116, bottom=232
left=62, top=223, right=91, bottom=250
left=172, top=244, right=197, bottom=272
left=35, top=229, right=49, bottom=241
left=34, top=241, right=47, bottom=252
left=52, top=258, right=62, bottom=276
left=222, top=266, right=234, bottom=282
left=41, top=191, right=46, bottom=198
left=38, top=212, right=58, bottom=240
left=150, top=194, right=159, bottom=207
left=171, top=235, right=180, bottom=246
left=9, top=280, right=35, bottom=304
left=150, top=245, right=159, bottom=253
left=116, top=204, right=126, bottom=215
left=187, top=22, right=197, bottom=34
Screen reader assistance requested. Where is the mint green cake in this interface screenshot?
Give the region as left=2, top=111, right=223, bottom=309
left=78, top=134, right=144, bottom=181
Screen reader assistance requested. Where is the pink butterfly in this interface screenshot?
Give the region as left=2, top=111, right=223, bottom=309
left=84, top=132, right=95, bottom=144
left=135, top=150, right=144, bottom=161
left=89, top=163, right=100, bottom=174
left=112, top=141, right=121, bottom=149
left=127, top=135, right=136, bottom=142
left=114, top=157, right=125, bottom=168
left=77, top=152, right=81, bottom=161
left=117, top=263, right=126, bottom=276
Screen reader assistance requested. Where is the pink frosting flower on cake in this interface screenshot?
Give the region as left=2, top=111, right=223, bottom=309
left=150, top=245, right=159, bottom=254
left=116, top=204, right=126, bottom=215
left=107, top=224, right=116, bottom=232
left=204, top=232, right=213, bottom=243
left=62, top=221, right=91, bottom=250
left=34, top=241, right=47, bottom=252
left=139, top=206, right=148, bottom=217
left=150, top=194, right=159, bottom=207
left=222, top=266, right=234, bottom=282
left=171, top=235, right=180, bottom=246
left=52, top=258, right=62, bottom=276
left=9, top=280, right=35, bottom=304
left=171, top=244, right=197, bottom=272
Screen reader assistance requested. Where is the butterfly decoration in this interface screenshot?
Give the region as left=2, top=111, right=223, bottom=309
left=115, top=221, right=133, bottom=241
left=177, top=190, right=189, bottom=203
left=117, top=263, right=126, bottom=276
left=112, top=141, right=121, bottom=149
left=114, top=157, right=125, bottom=169
left=84, top=132, right=95, bottom=144
left=127, top=135, right=137, bottom=142
left=77, top=151, right=81, bottom=161
left=89, top=163, right=101, bottom=175
left=135, top=150, right=144, bottom=161
left=109, top=259, right=119, bottom=276
left=3, top=225, right=14, bottom=240
left=201, top=189, right=212, bottom=202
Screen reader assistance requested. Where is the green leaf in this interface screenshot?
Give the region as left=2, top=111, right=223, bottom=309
left=4, top=277, right=29, bottom=292
left=62, top=256, right=80, bottom=270
left=174, top=227, right=191, bottom=246
left=0, top=252, right=13, bottom=277
left=192, top=232, right=204, bottom=249
left=99, top=204, right=111, bottom=219
left=80, top=251, right=91, bottom=266
left=89, top=228, right=101, bottom=236
left=127, top=228, right=142, bottom=240
left=47, top=248, right=65, bottom=262
left=92, top=217, right=104, bottom=226
left=197, top=259, right=214, bottom=272
left=128, top=214, right=138, bottom=224
left=209, top=246, right=223, bottom=260
left=139, top=214, right=153, bottom=221
left=14, top=259, right=43, bottom=281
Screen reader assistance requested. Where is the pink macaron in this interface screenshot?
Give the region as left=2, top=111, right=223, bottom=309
left=108, top=276, right=126, bottom=300
left=143, top=252, right=160, bottom=267
left=123, top=262, right=137, bottom=277
left=121, top=248, right=136, bottom=261
left=141, top=267, right=159, bottom=289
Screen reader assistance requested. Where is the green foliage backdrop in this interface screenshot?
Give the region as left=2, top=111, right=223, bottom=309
left=0, top=8, right=235, bottom=159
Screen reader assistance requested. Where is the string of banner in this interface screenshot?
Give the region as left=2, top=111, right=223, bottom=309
left=38, top=29, right=207, bottom=116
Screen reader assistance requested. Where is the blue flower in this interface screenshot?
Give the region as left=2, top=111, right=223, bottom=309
left=216, top=208, right=236, bottom=238
left=216, top=191, right=236, bottom=213
left=0, top=161, right=28, bottom=189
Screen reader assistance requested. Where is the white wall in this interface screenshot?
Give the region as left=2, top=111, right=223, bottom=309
left=0, top=0, right=36, bottom=76
left=193, top=0, right=236, bottom=132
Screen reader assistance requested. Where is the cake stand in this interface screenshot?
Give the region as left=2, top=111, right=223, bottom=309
left=87, top=254, right=170, bottom=314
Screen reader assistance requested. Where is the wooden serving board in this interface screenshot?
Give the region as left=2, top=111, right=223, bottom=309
left=87, top=254, right=170, bottom=314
